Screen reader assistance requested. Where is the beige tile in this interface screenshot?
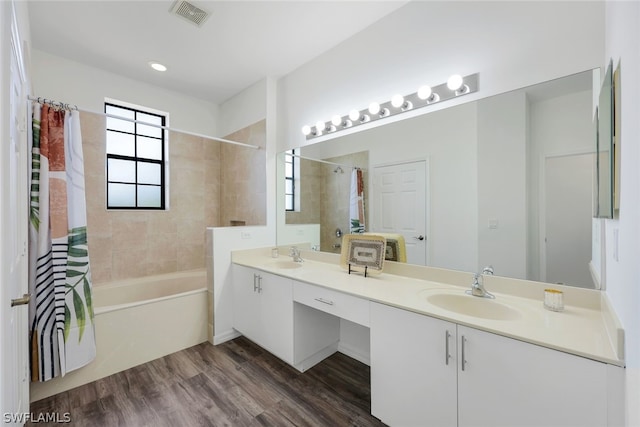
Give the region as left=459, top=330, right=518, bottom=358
left=147, top=233, right=178, bottom=262
left=178, top=220, right=205, bottom=244
left=175, top=168, right=205, bottom=193
left=147, top=213, right=178, bottom=234
left=146, top=259, right=178, bottom=276
left=90, top=266, right=112, bottom=285
left=169, top=133, right=204, bottom=159
left=177, top=243, right=205, bottom=271
left=112, top=249, right=149, bottom=280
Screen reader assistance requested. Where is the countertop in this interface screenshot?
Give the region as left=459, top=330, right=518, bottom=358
left=232, top=248, right=625, bottom=367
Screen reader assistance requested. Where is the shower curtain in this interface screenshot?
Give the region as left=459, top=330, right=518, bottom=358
left=349, top=168, right=365, bottom=233
left=29, top=103, right=96, bottom=382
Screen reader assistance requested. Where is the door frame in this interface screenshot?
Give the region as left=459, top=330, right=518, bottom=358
left=371, top=157, right=430, bottom=266
left=1, top=0, right=30, bottom=420
left=539, top=149, right=596, bottom=287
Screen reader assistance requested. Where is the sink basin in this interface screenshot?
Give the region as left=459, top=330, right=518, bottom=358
left=268, top=260, right=303, bottom=270
left=426, top=292, right=521, bottom=321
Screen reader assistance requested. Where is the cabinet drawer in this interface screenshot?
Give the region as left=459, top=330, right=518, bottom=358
left=293, top=281, right=369, bottom=327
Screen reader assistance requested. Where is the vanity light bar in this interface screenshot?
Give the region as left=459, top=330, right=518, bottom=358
left=303, top=73, right=479, bottom=140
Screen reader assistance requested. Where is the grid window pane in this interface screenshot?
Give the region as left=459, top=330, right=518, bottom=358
left=105, top=102, right=166, bottom=210
left=285, top=195, right=293, bottom=211
left=137, top=185, right=161, bottom=207
left=106, top=131, right=135, bottom=156
left=137, top=136, right=163, bottom=160
left=108, top=183, right=135, bottom=207
left=108, top=158, right=136, bottom=183
left=285, top=162, right=293, bottom=177
left=138, top=123, right=162, bottom=138
left=285, top=179, right=293, bottom=194
left=137, top=162, right=161, bottom=185
left=106, top=106, right=135, bottom=133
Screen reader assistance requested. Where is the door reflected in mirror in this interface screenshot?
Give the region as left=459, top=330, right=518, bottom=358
left=280, top=70, right=603, bottom=289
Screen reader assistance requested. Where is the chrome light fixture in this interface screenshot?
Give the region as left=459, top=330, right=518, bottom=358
left=302, top=73, right=479, bottom=140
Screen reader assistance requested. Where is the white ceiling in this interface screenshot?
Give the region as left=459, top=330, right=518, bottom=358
left=28, top=0, right=407, bottom=104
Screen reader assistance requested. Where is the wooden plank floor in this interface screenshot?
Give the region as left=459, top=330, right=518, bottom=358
left=28, top=337, right=387, bottom=427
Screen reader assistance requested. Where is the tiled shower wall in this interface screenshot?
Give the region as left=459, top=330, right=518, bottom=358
left=81, top=112, right=266, bottom=285
left=220, top=120, right=267, bottom=227
left=285, top=151, right=369, bottom=253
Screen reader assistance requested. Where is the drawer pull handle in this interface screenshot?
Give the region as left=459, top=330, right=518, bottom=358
left=314, top=297, right=334, bottom=306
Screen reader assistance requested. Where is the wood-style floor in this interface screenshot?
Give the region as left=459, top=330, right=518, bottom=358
left=28, top=337, right=386, bottom=427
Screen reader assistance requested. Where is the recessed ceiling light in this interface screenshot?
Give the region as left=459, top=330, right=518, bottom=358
left=149, top=61, right=167, bottom=72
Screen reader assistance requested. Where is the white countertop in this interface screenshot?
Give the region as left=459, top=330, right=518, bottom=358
left=232, top=248, right=625, bottom=367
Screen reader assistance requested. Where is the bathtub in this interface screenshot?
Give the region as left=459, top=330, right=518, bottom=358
left=30, top=269, right=208, bottom=402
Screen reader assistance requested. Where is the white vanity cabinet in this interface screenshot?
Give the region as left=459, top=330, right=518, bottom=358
left=232, top=264, right=294, bottom=364
left=457, top=325, right=607, bottom=427
left=371, top=302, right=609, bottom=427
left=370, top=301, right=458, bottom=426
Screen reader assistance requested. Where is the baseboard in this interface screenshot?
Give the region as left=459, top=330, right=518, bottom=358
left=213, top=328, right=242, bottom=345
left=294, top=342, right=338, bottom=373
left=338, top=341, right=370, bottom=366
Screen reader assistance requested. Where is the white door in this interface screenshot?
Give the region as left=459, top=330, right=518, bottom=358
left=372, top=161, right=427, bottom=265
left=544, top=153, right=594, bottom=288
left=1, top=3, right=30, bottom=422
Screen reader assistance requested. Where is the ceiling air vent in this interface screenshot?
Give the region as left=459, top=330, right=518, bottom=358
left=170, top=0, right=210, bottom=28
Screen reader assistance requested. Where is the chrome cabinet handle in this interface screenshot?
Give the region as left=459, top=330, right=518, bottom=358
left=11, top=293, right=30, bottom=307
left=314, top=297, right=334, bottom=306
left=461, top=335, right=467, bottom=371
left=253, top=274, right=262, bottom=292
left=445, top=330, right=451, bottom=365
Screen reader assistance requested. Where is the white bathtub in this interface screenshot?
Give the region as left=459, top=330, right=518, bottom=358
left=30, top=269, right=209, bottom=402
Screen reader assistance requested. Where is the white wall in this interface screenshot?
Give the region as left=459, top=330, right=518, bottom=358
left=218, top=78, right=267, bottom=137
left=528, top=89, right=594, bottom=284
left=277, top=1, right=604, bottom=151
left=604, top=2, right=640, bottom=425
left=477, top=91, right=528, bottom=279
left=31, top=49, right=219, bottom=137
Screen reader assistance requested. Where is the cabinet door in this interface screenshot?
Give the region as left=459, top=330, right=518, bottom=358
left=457, top=325, right=608, bottom=427
left=370, top=302, right=457, bottom=427
left=258, top=271, right=293, bottom=364
left=232, top=264, right=260, bottom=340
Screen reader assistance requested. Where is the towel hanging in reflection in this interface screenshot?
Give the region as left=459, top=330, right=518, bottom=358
left=349, top=168, right=365, bottom=233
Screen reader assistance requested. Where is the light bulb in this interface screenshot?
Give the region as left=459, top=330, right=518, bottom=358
left=349, top=110, right=360, bottom=121
left=301, top=125, right=311, bottom=136
left=315, top=121, right=326, bottom=133
left=331, top=115, right=342, bottom=126
left=447, top=74, right=464, bottom=91
left=417, top=85, right=432, bottom=100
left=391, top=94, right=404, bottom=108
left=368, top=102, right=381, bottom=115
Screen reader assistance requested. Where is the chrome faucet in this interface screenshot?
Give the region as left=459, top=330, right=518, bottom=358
left=466, top=272, right=495, bottom=299
left=289, top=246, right=304, bottom=263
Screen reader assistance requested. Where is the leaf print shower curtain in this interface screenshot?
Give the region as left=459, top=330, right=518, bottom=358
left=29, top=103, right=96, bottom=381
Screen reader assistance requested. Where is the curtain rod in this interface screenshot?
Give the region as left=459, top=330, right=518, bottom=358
left=27, top=96, right=260, bottom=150
left=291, top=153, right=363, bottom=170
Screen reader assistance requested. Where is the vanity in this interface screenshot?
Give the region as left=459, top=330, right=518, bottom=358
left=231, top=247, right=624, bottom=427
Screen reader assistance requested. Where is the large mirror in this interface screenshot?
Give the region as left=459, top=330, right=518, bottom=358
left=279, top=69, right=604, bottom=289
left=594, top=60, right=614, bottom=218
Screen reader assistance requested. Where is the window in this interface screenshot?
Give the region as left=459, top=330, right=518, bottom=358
left=105, top=102, right=167, bottom=209
left=284, top=149, right=296, bottom=211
